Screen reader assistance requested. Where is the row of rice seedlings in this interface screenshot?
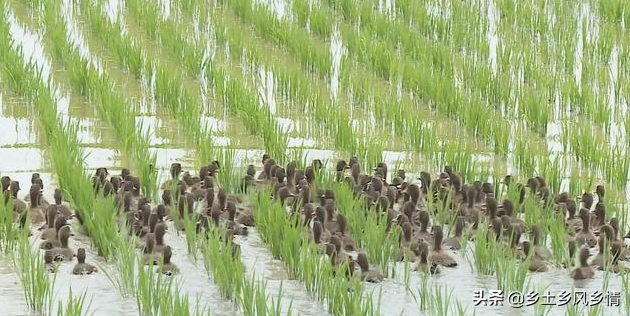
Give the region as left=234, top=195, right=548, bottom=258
left=81, top=0, right=288, bottom=163
left=7, top=7, right=181, bottom=309
left=13, top=229, right=55, bottom=315
left=55, top=289, right=93, bottom=316
left=253, top=190, right=380, bottom=316
left=288, top=0, right=563, bottom=181
left=324, top=0, right=630, bottom=191
left=76, top=0, right=219, bottom=167
left=410, top=279, right=472, bottom=316
left=240, top=274, right=290, bottom=316
left=245, top=0, right=470, bottom=159
left=224, top=0, right=518, bottom=179
left=199, top=224, right=285, bottom=315
left=180, top=0, right=362, bottom=154
left=223, top=0, right=463, bottom=157
left=136, top=256, right=199, bottom=316
left=0, top=4, right=120, bottom=258
left=41, top=0, right=158, bottom=199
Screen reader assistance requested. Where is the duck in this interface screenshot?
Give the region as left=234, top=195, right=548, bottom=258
left=44, top=225, right=74, bottom=262
left=28, top=184, right=45, bottom=224
left=72, top=248, right=98, bottom=275
left=522, top=241, right=548, bottom=272
left=39, top=206, right=59, bottom=240
left=570, top=247, right=595, bottom=280
left=574, top=208, right=597, bottom=248
left=565, top=199, right=581, bottom=235
left=443, top=216, right=465, bottom=250
left=154, top=223, right=167, bottom=254
left=40, top=216, right=68, bottom=249
left=9, top=181, right=26, bottom=214
left=159, top=245, right=180, bottom=275
left=415, top=241, right=440, bottom=274
left=609, top=243, right=627, bottom=274
left=334, top=213, right=355, bottom=251
left=428, top=226, right=457, bottom=267
left=595, top=185, right=605, bottom=204
left=397, top=221, right=416, bottom=261
left=591, top=234, right=610, bottom=270
left=53, top=188, right=73, bottom=218
left=355, top=252, right=384, bottom=283
left=530, top=225, right=552, bottom=261
left=327, top=235, right=349, bottom=269
left=142, top=233, right=160, bottom=265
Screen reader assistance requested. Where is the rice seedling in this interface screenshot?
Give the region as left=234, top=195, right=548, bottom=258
left=199, top=225, right=245, bottom=300
left=466, top=224, right=497, bottom=275
left=0, top=193, right=19, bottom=253
left=13, top=232, right=55, bottom=315
left=56, top=289, right=93, bottom=316
left=100, top=228, right=137, bottom=297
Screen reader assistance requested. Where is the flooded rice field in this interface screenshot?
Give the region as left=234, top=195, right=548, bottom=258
left=1, top=0, right=630, bottom=315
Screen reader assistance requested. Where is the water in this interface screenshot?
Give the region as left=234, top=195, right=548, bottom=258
left=3, top=0, right=630, bottom=315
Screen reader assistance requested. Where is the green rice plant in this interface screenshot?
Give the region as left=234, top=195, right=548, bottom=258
left=426, top=285, right=456, bottom=316
left=100, top=227, right=137, bottom=297
left=199, top=225, right=245, bottom=300
left=495, top=251, right=530, bottom=294
left=136, top=257, right=178, bottom=316
left=56, top=289, right=93, bottom=316
left=42, top=0, right=159, bottom=198
left=0, top=193, right=19, bottom=253
left=13, top=233, right=55, bottom=315
left=0, top=7, right=126, bottom=260
left=547, top=211, right=570, bottom=267
left=466, top=224, right=497, bottom=275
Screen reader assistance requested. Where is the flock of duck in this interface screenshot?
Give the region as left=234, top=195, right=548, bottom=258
left=1, top=154, right=627, bottom=285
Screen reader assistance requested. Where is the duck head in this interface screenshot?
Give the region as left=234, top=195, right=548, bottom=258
left=77, top=248, right=87, bottom=264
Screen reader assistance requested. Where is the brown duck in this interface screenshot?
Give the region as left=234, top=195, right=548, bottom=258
left=570, top=247, right=594, bottom=280
left=428, top=226, right=457, bottom=267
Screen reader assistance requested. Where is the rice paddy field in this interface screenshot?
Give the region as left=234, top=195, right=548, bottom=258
left=1, top=0, right=630, bottom=315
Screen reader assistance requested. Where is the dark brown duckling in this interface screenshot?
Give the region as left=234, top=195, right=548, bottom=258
left=72, top=248, right=98, bottom=275
left=413, top=210, right=432, bottom=245
left=522, top=241, right=548, bottom=272
left=428, top=226, right=457, bottom=267
left=397, top=221, right=415, bottom=261
left=565, top=199, right=581, bottom=234
left=53, top=189, right=72, bottom=218
left=531, top=225, right=552, bottom=261
left=44, top=225, right=74, bottom=262
left=581, top=192, right=595, bottom=211
left=327, top=235, right=350, bottom=269
left=574, top=208, right=597, bottom=248
left=142, top=233, right=160, bottom=265
left=9, top=181, right=26, bottom=214
left=570, top=247, right=594, bottom=280
left=592, top=203, right=606, bottom=230
left=154, top=223, right=167, bottom=254
left=443, top=216, right=465, bottom=250
left=356, top=252, right=384, bottom=283
left=159, top=245, right=179, bottom=275
left=595, top=185, right=605, bottom=204
left=334, top=213, right=355, bottom=251
left=39, top=206, right=59, bottom=240
left=28, top=184, right=45, bottom=224
left=415, top=241, right=440, bottom=274
left=591, top=234, right=610, bottom=270
left=274, top=187, right=296, bottom=207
